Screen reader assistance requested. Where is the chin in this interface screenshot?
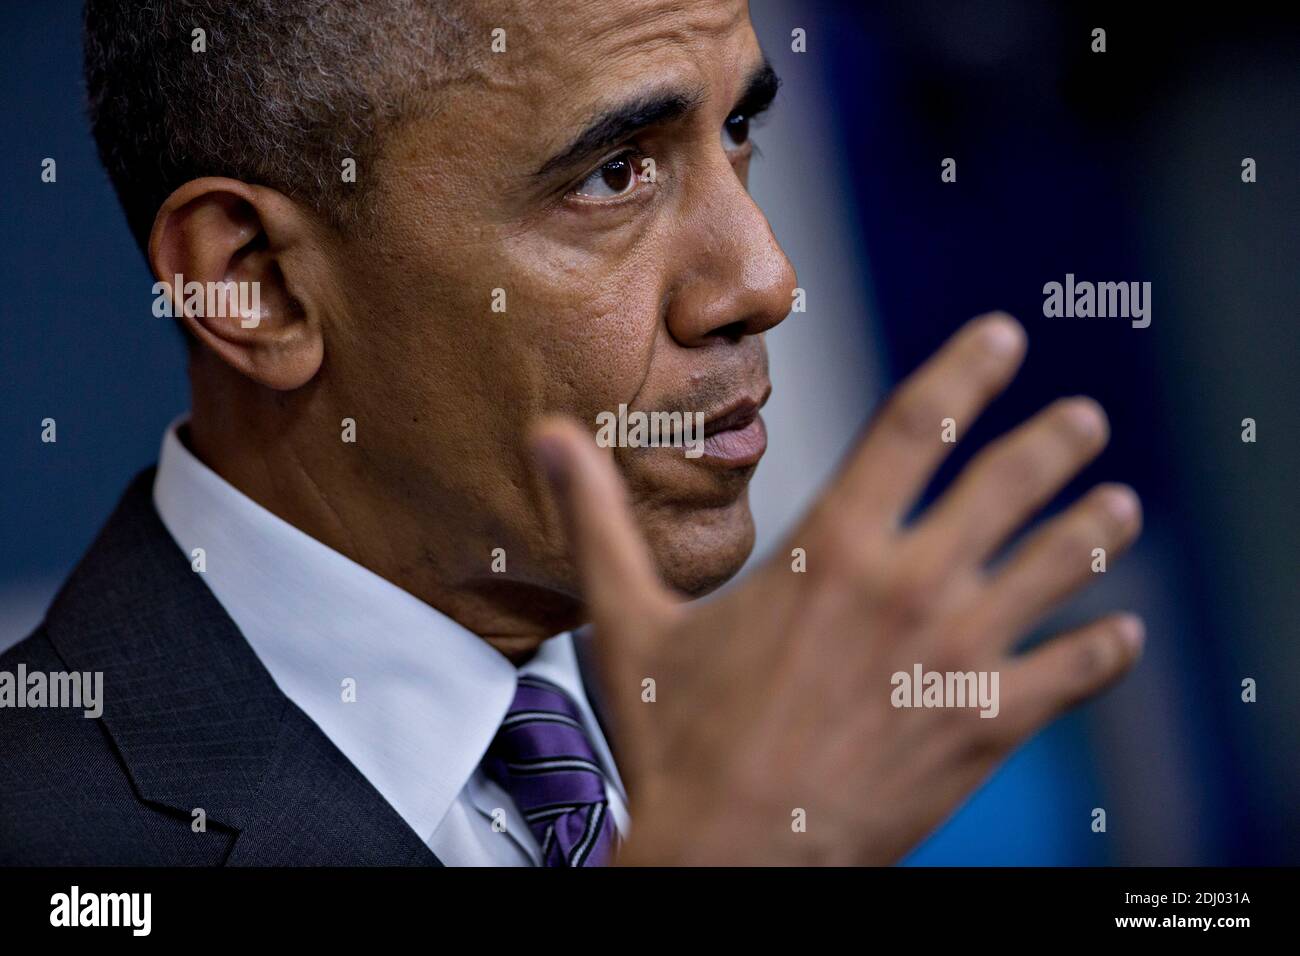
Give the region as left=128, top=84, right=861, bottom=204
left=644, top=494, right=757, bottom=598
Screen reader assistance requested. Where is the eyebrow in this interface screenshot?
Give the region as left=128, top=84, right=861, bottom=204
left=533, top=58, right=781, bottom=180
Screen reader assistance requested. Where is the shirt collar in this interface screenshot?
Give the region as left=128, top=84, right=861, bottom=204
left=151, top=416, right=523, bottom=842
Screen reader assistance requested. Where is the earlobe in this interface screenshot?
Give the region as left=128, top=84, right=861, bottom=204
left=149, top=177, right=325, bottom=390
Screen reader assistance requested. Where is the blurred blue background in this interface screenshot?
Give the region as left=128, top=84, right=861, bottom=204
left=2, top=2, right=1296, bottom=864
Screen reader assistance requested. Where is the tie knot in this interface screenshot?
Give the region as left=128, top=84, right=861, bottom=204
left=482, top=676, right=617, bottom=866
left=500, top=676, right=589, bottom=741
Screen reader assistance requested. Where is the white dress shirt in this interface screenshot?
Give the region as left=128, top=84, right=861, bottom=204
left=151, top=417, right=628, bottom=865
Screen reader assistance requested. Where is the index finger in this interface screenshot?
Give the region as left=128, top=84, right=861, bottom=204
left=823, top=312, right=1027, bottom=531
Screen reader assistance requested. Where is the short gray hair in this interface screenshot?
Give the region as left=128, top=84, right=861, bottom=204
left=84, top=0, right=482, bottom=255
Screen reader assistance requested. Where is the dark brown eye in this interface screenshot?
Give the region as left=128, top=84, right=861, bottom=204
left=573, top=153, right=641, bottom=199
left=723, top=113, right=750, bottom=149
left=601, top=157, right=633, bottom=192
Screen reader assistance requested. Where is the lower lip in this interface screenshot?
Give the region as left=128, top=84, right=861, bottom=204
left=702, top=415, right=767, bottom=467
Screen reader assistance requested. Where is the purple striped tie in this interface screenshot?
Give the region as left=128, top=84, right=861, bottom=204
left=483, top=675, right=618, bottom=866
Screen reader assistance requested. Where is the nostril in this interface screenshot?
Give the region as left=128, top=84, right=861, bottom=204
left=713, top=320, right=749, bottom=342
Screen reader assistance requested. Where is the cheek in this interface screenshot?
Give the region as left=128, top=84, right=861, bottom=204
left=357, top=187, right=669, bottom=440
left=500, top=240, right=665, bottom=419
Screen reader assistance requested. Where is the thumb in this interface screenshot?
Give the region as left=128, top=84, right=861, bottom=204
left=531, top=416, right=672, bottom=641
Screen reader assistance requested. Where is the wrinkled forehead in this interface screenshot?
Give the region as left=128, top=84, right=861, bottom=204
left=483, top=0, right=757, bottom=125
left=377, top=0, right=760, bottom=218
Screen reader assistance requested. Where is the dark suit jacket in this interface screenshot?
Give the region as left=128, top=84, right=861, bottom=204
left=0, top=470, right=443, bottom=865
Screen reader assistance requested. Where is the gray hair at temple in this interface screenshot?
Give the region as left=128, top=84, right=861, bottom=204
left=83, top=0, right=484, bottom=256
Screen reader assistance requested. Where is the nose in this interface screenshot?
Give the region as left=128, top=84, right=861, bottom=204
left=665, top=162, right=797, bottom=347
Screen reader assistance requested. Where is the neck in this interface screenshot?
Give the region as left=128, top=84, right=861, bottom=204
left=186, top=384, right=584, bottom=664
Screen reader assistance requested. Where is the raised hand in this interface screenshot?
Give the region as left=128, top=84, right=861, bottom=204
left=531, top=312, right=1144, bottom=865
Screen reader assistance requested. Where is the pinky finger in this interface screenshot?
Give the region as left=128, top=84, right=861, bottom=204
left=999, top=613, right=1145, bottom=740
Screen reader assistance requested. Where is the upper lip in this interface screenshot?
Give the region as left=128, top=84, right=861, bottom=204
left=703, top=386, right=770, bottom=437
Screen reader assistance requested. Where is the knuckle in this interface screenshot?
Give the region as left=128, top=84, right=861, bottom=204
left=810, top=522, right=886, bottom=590
left=928, top=642, right=971, bottom=679
left=1050, top=521, right=1098, bottom=567
left=1048, top=485, right=1140, bottom=566
left=987, top=443, right=1050, bottom=495
left=876, top=572, right=933, bottom=632
left=1073, top=632, right=1121, bottom=687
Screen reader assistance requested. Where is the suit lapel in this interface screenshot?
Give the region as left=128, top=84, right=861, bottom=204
left=44, top=469, right=439, bottom=865
left=224, top=699, right=437, bottom=865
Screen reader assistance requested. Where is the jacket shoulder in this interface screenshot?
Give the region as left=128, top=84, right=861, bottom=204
left=0, top=623, right=233, bottom=865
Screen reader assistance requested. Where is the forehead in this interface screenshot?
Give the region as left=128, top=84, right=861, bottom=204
left=516, top=0, right=751, bottom=57
left=485, top=0, right=757, bottom=121
left=378, top=0, right=759, bottom=219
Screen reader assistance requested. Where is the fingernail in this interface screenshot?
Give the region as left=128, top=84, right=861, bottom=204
left=1104, top=486, right=1140, bottom=525
left=980, top=315, right=1023, bottom=355
left=1064, top=397, right=1107, bottom=442
left=1116, top=613, right=1146, bottom=651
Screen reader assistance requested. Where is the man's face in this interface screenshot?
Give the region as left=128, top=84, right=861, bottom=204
left=327, top=0, right=795, bottom=611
